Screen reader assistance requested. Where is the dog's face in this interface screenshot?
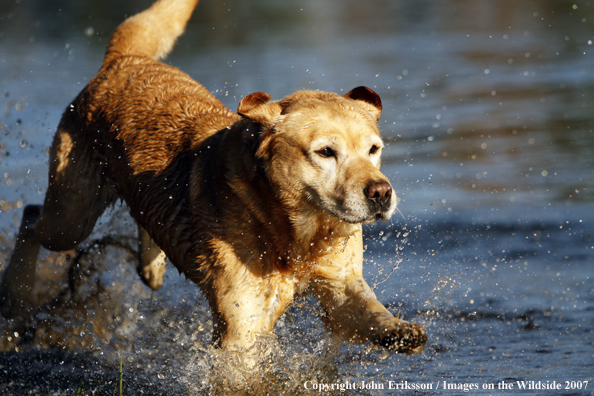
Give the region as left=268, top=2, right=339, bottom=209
left=238, top=87, right=396, bottom=225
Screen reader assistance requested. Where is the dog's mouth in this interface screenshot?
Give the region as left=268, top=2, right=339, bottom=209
left=303, top=185, right=396, bottom=224
left=327, top=201, right=395, bottom=225
left=362, top=208, right=392, bottom=224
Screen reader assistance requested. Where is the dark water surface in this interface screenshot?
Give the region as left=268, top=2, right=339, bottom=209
left=1, top=0, right=593, bottom=394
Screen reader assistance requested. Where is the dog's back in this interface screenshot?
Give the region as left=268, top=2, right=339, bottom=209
left=6, top=0, right=232, bottom=270
left=71, top=0, right=241, bottom=267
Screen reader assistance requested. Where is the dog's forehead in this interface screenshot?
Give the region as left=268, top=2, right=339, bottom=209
left=280, top=99, right=381, bottom=138
left=286, top=96, right=368, bottom=115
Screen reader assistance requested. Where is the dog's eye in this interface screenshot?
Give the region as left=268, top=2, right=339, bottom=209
left=369, top=145, right=379, bottom=155
left=316, top=147, right=336, bottom=158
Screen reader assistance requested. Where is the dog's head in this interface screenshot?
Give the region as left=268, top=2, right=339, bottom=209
left=237, top=87, right=396, bottom=226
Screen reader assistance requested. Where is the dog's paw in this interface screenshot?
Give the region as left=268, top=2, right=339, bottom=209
left=376, top=320, right=427, bottom=355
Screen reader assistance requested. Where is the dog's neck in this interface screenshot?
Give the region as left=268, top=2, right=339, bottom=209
left=291, top=207, right=360, bottom=245
left=290, top=207, right=360, bottom=257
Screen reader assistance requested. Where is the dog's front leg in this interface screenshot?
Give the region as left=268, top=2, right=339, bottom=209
left=314, top=274, right=427, bottom=354
left=206, top=268, right=294, bottom=350
left=311, top=233, right=427, bottom=354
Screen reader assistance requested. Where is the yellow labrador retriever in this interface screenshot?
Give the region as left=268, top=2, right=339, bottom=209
left=0, top=0, right=426, bottom=353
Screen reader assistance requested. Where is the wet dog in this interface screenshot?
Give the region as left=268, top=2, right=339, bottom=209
left=0, top=0, right=426, bottom=353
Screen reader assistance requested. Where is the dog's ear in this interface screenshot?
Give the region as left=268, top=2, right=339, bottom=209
left=344, top=86, right=382, bottom=121
left=238, top=92, right=282, bottom=128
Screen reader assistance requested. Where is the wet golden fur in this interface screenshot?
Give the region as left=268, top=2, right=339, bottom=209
left=0, top=0, right=426, bottom=353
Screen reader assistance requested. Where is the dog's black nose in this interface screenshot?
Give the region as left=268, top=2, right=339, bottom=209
left=364, top=181, right=392, bottom=204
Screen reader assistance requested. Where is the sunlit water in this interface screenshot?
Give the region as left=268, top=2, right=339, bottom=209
left=1, top=0, right=593, bottom=394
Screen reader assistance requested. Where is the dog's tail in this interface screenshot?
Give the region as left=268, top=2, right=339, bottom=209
left=104, top=0, right=199, bottom=63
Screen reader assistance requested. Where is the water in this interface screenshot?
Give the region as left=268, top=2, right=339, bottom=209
left=1, top=0, right=593, bottom=394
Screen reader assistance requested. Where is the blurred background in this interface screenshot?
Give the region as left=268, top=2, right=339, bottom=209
left=0, top=0, right=592, bottom=394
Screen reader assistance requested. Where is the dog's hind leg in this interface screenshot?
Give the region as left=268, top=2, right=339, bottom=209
left=137, top=225, right=167, bottom=290
left=0, top=116, right=113, bottom=318
left=0, top=205, right=42, bottom=317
